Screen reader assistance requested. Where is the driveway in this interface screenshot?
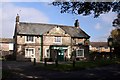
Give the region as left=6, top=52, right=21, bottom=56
left=2, top=61, right=120, bottom=80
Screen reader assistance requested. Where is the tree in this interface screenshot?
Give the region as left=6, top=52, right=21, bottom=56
left=113, top=13, right=120, bottom=28
left=52, top=1, right=120, bottom=18
left=111, top=13, right=120, bottom=57
left=52, top=1, right=120, bottom=57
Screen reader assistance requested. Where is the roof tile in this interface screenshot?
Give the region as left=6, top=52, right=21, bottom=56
left=17, top=22, right=90, bottom=38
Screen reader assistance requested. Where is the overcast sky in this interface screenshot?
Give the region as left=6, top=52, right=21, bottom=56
left=1, top=1, right=117, bottom=42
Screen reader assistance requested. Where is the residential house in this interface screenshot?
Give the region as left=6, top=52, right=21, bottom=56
left=90, top=42, right=110, bottom=52
left=0, top=38, right=13, bottom=57
left=13, top=15, right=90, bottom=62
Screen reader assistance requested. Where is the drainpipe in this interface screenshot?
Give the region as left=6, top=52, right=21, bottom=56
left=40, top=35, right=43, bottom=61
left=70, top=37, right=73, bottom=59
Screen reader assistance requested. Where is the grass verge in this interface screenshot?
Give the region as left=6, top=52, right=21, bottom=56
left=35, top=59, right=120, bottom=71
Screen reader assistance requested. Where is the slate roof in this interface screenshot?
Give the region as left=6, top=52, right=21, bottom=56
left=17, top=22, right=90, bottom=38
left=0, top=38, right=13, bottom=43
left=90, top=42, right=108, bottom=47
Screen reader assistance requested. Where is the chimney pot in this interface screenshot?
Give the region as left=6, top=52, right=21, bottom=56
left=16, top=14, right=19, bottom=22
left=74, top=19, right=79, bottom=28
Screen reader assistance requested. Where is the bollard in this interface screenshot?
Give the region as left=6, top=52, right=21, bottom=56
left=55, top=59, right=58, bottom=67
left=73, top=60, right=75, bottom=67
left=44, top=58, right=47, bottom=66
left=72, top=56, right=75, bottom=68
left=65, top=56, right=67, bottom=61
left=33, top=58, right=36, bottom=66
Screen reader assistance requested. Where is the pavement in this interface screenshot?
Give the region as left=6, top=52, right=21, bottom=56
left=1, top=61, right=120, bottom=80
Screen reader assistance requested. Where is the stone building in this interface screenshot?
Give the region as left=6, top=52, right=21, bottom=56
left=13, top=15, right=90, bottom=62
left=0, top=38, right=13, bottom=57
left=90, top=42, right=110, bottom=52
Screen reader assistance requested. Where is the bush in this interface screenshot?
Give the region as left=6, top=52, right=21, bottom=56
left=48, top=58, right=53, bottom=62
left=4, top=54, right=14, bottom=61
left=89, top=52, right=113, bottom=61
left=44, top=58, right=53, bottom=62
left=76, top=58, right=80, bottom=61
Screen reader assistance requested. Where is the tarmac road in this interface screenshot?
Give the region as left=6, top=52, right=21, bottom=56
left=2, top=61, right=120, bottom=80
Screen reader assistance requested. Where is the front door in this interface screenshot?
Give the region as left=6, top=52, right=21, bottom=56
left=50, top=46, right=68, bottom=61
left=57, top=49, right=64, bottom=61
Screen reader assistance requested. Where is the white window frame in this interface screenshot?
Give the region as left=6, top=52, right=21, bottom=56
left=76, top=49, right=84, bottom=57
left=25, top=36, right=35, bottom=43
left=25, top=48, right=35, bottom=58
left=9, top=43, right=13, bottom=50
left=54, top=36, right=62, bottom=43
left=45, top=48, right=50, bottom=58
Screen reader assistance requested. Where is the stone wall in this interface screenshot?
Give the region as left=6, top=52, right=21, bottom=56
left=16, top=35, right=41, bottom=62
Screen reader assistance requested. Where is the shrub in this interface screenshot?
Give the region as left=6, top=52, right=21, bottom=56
left=4, top=54, right=14, bottom=61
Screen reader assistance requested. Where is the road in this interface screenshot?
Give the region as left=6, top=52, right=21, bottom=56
left=2, top=61, right=120, bottom=80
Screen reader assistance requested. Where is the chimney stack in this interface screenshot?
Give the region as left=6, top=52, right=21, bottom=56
left=74, top=19, right=79, bottom=28
left=16, top=14, right=19, bottom=24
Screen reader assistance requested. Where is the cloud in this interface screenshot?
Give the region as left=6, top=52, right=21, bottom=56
left=93, top=11, right=116, bottom=41
left=1, top=0, right=53, bottom=2
left=0, top=3, right=2, bottom=38
left=3, top=0, right=114, bottom=2
left=1, top=3, right=49, bottom=38
left=91, top=26, right=116, bottom=42
left=100, top=11, right=117, bottom=25
left=94, top=23, right=102, bottom=30
left=91, top=35, right=108, bottom=42
left=91, top=12, right=117, bottom=41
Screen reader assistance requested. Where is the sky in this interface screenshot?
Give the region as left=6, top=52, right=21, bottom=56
left=1, top=0, right=118, bottom=42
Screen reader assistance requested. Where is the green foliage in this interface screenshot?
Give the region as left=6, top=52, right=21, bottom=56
left=52, top=2, right=120, bottom=18
left=113, top=13, right=120, bottom=28
left=110, top=13, right=120, bottom=58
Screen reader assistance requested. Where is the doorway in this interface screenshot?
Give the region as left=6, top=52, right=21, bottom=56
left=50, top=46, right=68, bottom=61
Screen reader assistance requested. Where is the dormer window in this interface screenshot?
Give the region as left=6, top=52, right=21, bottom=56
left=25, top=36, right=35, bottom=43
left=54, top=36, right=62, bottom=43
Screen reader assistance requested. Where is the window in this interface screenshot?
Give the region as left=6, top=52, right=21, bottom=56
left=78, top=42, right=84, bottom=45
left=96, top=47, right=100, bottom=49
left=25, top=49, right=29, bottom=58
left=105, top=47, right=108, bottom=49
left=25, top=36, right=35, bottom=43
left=25, top=48, right=35, bottom=58
left=54, top=37, right=61, bottom=43
left=45, top=48, right=50, bottom=58
left=76, top=49, right=84, bottom=57
left=9, top=43, right=13, bottom=50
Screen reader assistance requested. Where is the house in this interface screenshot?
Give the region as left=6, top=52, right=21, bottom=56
left=0, top=38, right=13, bottom=57
left=13, top=14, right=90, bottom=62
left=90, top=42, right=110, bottom=52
